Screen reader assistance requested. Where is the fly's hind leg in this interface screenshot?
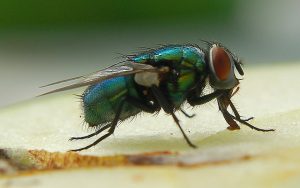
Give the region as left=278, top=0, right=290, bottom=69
left=69, top=124, right=111, bottom=141
left=70, top=100, right=125, bottom=152
left=151, top=85, right=197, bottom=148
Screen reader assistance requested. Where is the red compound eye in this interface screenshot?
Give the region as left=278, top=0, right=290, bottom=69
left=211, top=47, right=231, bottom=81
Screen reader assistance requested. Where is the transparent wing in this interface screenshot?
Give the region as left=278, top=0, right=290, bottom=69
left=40, top=62, right=162, bottom=96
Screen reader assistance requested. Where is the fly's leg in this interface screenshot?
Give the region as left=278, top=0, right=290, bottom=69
left=218, top=93, right=275, bottom=132
left=171, top=112, right=197, bottom=148
left=69, top=124, right=111, bottom=141
left=226, top=98, right=275, bottom=132
left=220, top=107, right=241, bottom=131
left=180, top=108, right=195, bottom=118
left=187, top=90, right=223, bottom=106
left=70, top=100, right=125, bottom=152
left=186, top=89, right=240, bottom=131
left=222, top=108, right=274, bottom=132
left=186, top=90, right=240, bottom=130
left=217, top=90, right=241, bottom=130
left=70, top=96, right=159, bottom=142
left=227, top=99, right=254, bottom=122
left=151, top=85, right=197, bottom=148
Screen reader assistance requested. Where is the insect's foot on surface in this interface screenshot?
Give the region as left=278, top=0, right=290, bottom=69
left=188, top=113, right=196, bottom=118
left=69, top=124, right=112, bottom=141
left=251, top=127, right=275, bottom=132
left=69, top=147, right=89, bottom=152
left=189, top=143, right=197, bottom=149
left=236, top=118, right=275, bottom=132
left=249, top=127, right=275, bottom=132
left=186, top=140, right=197, bottom=149
left=180, top=109, right=196, bottom=118
left=227, top=126, right=240, bottom=131
left=69, top=136, right=87, bottom=141
left=241, top=116, right=254, bottom=122
left=183, top=113, right=196, bottom=119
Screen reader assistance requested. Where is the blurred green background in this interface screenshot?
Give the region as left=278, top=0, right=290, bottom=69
left=0, top=0, right=299, bottom=107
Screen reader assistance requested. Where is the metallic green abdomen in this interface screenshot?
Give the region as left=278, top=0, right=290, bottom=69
left=83, top=76, right=141, bottom=127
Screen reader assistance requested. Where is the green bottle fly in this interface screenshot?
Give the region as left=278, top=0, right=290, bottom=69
left=41, top=42, right=274, bottom=151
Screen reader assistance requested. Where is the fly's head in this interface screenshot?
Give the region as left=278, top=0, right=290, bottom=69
left=205, top=42, right=244, bottom=111
left=206, top=43, right=244, bottom=92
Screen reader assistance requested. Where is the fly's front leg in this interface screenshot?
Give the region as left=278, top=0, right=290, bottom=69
left=220, top=108, right=241, bottom=131
left=228, top=99, right=254, bottom=122
left=187, top=90, right=223, bottom=106
left=217, top=92, right=241, bottom=131
left=218, top=92, right=275, bottom=132
left=227, top=98, right=274, bottom=132
left=150, top=85, right=197, bottom=148
left=187, top=89, right=240, bottom=130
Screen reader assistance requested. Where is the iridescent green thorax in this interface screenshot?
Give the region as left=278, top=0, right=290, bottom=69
left=133, top=45, right=206, bottom=73
left=133, top=45, right=208, bottom=108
